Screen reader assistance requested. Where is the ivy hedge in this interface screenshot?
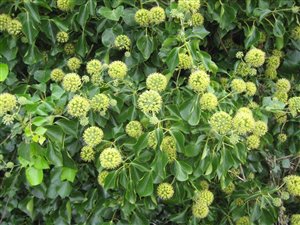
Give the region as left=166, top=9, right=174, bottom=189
left=0, top=0, right=300, bottom=224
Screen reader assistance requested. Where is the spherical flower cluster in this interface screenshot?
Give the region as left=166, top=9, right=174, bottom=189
left=146, top=73, right=168, bottom=92
left=245, top=82, right=257, bottom=96
left=231, top=79, right=246, bottom=93
left=50, top=68, right=65, bottom=82
left=194, top=190, right=214, bottom=206
left=67, top=95, right=90, bottom=118
left=114, top=35, right=131, bottom=51
left=0, top=93, right=17, bottom=116
left=178, top=0, right=201, bottom=13
left=236, top=62, right=251, bottom=77
left=281, top=191, right=290, bottom=200
left=56, top=31, right=69, bottom=43
left=253, top=121, right=268, bottom=137
left=274, top=112, right=287, bottom=124
left=62, top=73, right=81, bottom=92
left=126, top=121, right=143, bottom=138
left=274, top=91, right=288, bottom=103
left=97, top=171, right=109, bottom=186
left=2, top=114, right=14, bottom=125
left=278, top=133, right=287, bottom=143
left=232, top=111, right=255, bottom=135
left=0, top=14, right=11, bottom=31
left=210, top=111, right=232, bottom=135
left=64, top=43, right=75, bottom=55
left=283, top=175, right=300, bottom=196
left=161, top=136, right=177, bottom=162
left=236, top=51, right=244, bottom=59
left=99, top=148, right=122, bottom=169
left=276, top=78, right=291, bottom=92
left=291, top=26, right=300, bottom=40
left=108, top=61, right=127, bottom=79
left=138, top=90, right=162, bottom=114
left=235, top=198, right=245, bottom=206
left=81, top=75, right=90, bottom=83
left=135, top=9, right=151, bottom=27
left=272, top=197, right=282, bottom=207
left=67, top=57, right=81, bottom=71
left=90, top=93, right=110, bottom=113
left=83, top=126, right=103, bottom=147
left=244, top=48, right=266, bottom=68
left=265, top=67, right=277, bottom=80
left=267, top=55, right=281, bottom=69
left=188, top=70, right=210, bottom=93
left=80, top=146, right=95, bottom=162
left=236, top=216, right=250, bottom=225
left=248, top=101, right=259, bottom=109
left=191, top=13, right=204, bottom=26
left=79, top=116, right=89, bottom=126
left=57, top=0, right=73, bottom=11
left=223, top=182, right=235, bottom=194
left=291, top=214, right=300, bottom=225
left=157, top=183, right=174, bottom=200
left=178, top=53, right=192, bottom=70
left=199, top=180, right=209, bottom=190
left=246, top=135, right=260, bottom=149
left=200, top=93, right=218, bottom=111
left=148, top=131, right=157, bottom=149
left=192, top=202, right=209, bottom=219
left=288, top=97, right=300, bottom=117
left=150, top=7, right=166, bottom=25
left=86, top=59, right=102, bottom=75
left=7, top=19, right=22, bottom=36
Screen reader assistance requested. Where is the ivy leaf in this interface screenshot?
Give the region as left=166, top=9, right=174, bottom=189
left=98, top=6, right=124, bottom=21
left=166, top=47, right=179, bottom=72
left=174, top=161, right=192, bottom=181
left=26, top=167, right=43, bottom=186
left=137, top=36, right=154, bottom=60
left=136, top=172, right=154, bottom=197
left=219, top=4, right=237, bottom=30
left=0, top=63, right=9, bottom=82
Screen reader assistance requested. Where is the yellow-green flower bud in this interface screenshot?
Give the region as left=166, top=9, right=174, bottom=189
left=90, top=93, right=110, bottom=113
left=57, top=0, right=74, bottom=11
left=192, top=202, right=209, bottom=219
left=274, top=112, right=287, bottom=124
left=231, top=79, right=246, bottom=93
left=148, top=131, right=157, bottom=149
left=245, top=82, right=257, bottom=96
left=6, top=161, right=14, bottom=169
left=64, top=43, right=75, bottom=55
left=253, top=120, right=268, bottom=137
left=108, top=61, right=127, bottom=79
left=236, top=62, right=251, bottom=77
left=245, top=48, right=266, bottom=68
left=291, top=214, right=300, bottom=225
left=0, top=93, right=17, bottom=116
left=146, top=73, right=167, bottom=92
left=276, top=78, right=291, bottom=92
left=86, top=59, right=102, bottom=75
left=178, top=53, right=192, bottom=70
left=178, top=0, right=201, bottom=13
left=0, top=14, right=11, bottom=31
left=188, top=70, right=210, bottom=93
left=150, top=6, right=165, bottom=25
left=265, top=67, right=277, bottom=80
left=114, top=35, right=131, bottom=51
left=67, top=95, right=90, bottom=117
left=274, top=91, right=288, bottom=103
left=283, top=175, right=300, bottom=196
left=288, top=96, right=300, bottom=117
left=194, top=190, right=214, bottom=206
left=2, top=114, right=15, bottom=126
left=191, top=13, right=204, bottom=27
left=281, top=191, right=290, bottom=200
left=161, top=136, right=177, bottom=162
left=267, top=55, right=281, bottom=69
left=246, top=135, right=260, bottom=149
left=99, top=148, right=122, bottom=169
left=232, top=112, right=255, bottom=135
left=291, top=26, right=300, bottom=40
left=138, top=90, right=162, bottom=114
left=157, top=183, right=174, bottom=200
left=56, top=31, right=69, bottom=43
left=278, top=133, right=287, bottom=143
left=223, top=182, right=235, bottom=194
left=7, top=19, right=22, bottom=36
left=199, top=180, right=209, bottom=190
left=62, top=73, right=81, bottom=92
left=272, top=197, right=282, bottom=207
left=248, top=101, right=259, bottom=109
left=83, top=126, right=103, bottom=147
left=135, top=9, right=151, bottom=27
left=236, top=216, right=250, bottom=225
left=51, top=68, right=65, bottom=82
left=67, top=57, right=81, bottom=71
left=235, top=198, right=245, bottom=206
left=79, top=116, right=89, bottom=126
left=125, top=121, right=143, bottom=138
left=200, top=93, right=218, bottom=111
left=210, top=111, right=232, bottom=135
left=80, top=146, right=95, bottom=162
left=236, top=51, right=244, bottom=59
left=97, top=171, right=109, bottom=186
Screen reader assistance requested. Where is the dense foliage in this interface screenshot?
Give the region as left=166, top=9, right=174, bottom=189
left=0, top=0, right=300, bottom=224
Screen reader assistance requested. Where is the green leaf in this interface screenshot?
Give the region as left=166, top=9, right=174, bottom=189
left=273, top=19, right=285, bottom=37
left=244, top=24, right=259, bottom=49
left=174, top=160, right=192, bottom=181
left=98, top=6, right=124, bottom=21
left=57, top=181, right=72, bottom=198
left=170, top=129, right=185, bottom=153
left=77, top=2, right=90, bottom=28
left=166, top=47, right=179, bottom=72
left=136, top=172, right=153, bottom=197
left=219, top=4, right=237, bottom=30
left=102, top=28, right=116, bottom=47
left=61, top=167, right=77, bottom=182
left=26, top=167, right=43, bottom=186
left=137, top=36, right=154, bottom=60
left=198, top=51, right=218, bottom=74
left=20, top=12, right=39, bottom=44
left=0, top=63, right=9, bottom=82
